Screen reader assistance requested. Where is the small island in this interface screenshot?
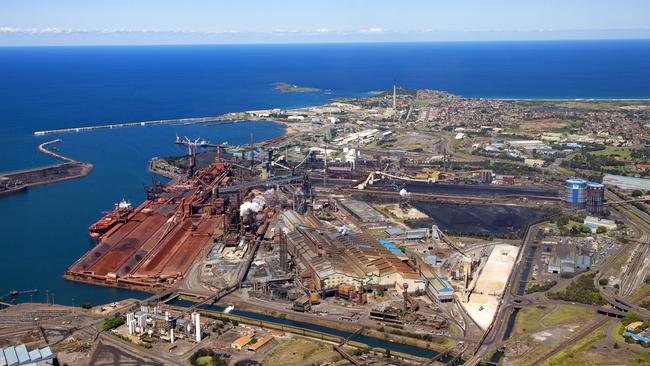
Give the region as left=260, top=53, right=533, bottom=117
left=273, top=81, right=322, bottom=93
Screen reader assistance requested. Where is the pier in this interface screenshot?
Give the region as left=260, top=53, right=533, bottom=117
left=38, top=139, right=75, bottom=163
left=33, top=116, right=226, bottom=136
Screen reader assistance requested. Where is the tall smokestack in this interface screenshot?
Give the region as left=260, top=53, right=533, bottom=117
left=250, top=132, right=254, bottom=169
left=393, top=80, right=397, bottom=110
left=280, top=229, right=288, bottom=273
left=194, top=312, right=201, bottom=342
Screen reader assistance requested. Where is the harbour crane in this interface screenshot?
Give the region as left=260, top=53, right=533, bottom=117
left=176, top=136, right=208, bottom=175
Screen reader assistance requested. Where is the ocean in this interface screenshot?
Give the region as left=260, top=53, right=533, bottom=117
left=1, top=40, right=649, bottom=305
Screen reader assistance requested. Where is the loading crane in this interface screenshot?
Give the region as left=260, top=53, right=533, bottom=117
left=270, top=150, right=313, bottom=175
left=355, top=170, right=426, bottom=190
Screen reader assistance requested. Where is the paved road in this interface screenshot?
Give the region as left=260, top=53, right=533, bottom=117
left=468, top=222, right=545, bottom=362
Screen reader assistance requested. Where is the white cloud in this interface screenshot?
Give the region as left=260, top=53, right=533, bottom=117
left=315, top=28, right=330, bottom=33
left=360, top=27, right=384, bottom=34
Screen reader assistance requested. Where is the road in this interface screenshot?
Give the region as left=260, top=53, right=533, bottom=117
left=465, top=222, right=545, bottom=364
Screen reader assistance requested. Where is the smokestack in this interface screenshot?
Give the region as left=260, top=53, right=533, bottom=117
left=194, top=312, right=201, bottom=342
left=250, top=132, right=254, bottom=169
left=280, top=229, right=288, bottom=273
left=403, top=283, right=409, bottom=313
left=127, top=313, right=135, bottom=335
left=393, top=80, right=397, bottom=110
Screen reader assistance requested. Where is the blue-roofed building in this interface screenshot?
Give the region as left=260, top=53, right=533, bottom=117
left=548, top=257, right=561, bottom=274
left=623, top=332, right=650, bottom=344
left=0, top=344, right=54, bottom=366
left=424, top=255, right=443, bottom=267
left=576, top=255, right=591, bottom=270
left=565, top=143, right=583, bottom=149
left=378, top=239, right=404, bottom=256
left=14, top=346, right=28, bottom=365
left=38, top=346, right=53, bottom=362
left=4, top=347, right=18, bottom=366
left=560, top=256, right=575, bottom=274
left=421, top=266, right=454, bottom=302
left=27, top=349, right=41, bottom=363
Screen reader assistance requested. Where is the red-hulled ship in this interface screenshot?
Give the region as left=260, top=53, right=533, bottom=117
left=89, top=200, right=133, bottom=239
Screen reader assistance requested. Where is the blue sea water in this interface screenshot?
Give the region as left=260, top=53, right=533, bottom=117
left=1, top=40, right=649, bottom=305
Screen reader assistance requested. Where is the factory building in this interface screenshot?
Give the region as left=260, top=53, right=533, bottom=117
left=283, top=210, right=424, bottom=293
left=420, top=266, right=454, bottom=302
left=564, top=178, right=588, bottom=207
left=586, top=182, right=605, bottom=214
left=583, top=216, right=618, bottom=232
left=231, top=335, right=253, bottom=351
left=0, top=344, right=54, bottom=366
left=124, top=306, right=204, bottom=344
left=543, top=243, right=592, bottom=275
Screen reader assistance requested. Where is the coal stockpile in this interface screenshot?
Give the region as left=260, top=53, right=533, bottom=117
left=402, top=182, right=558, bottom=198
left=409, top=202, right=550, bottom=238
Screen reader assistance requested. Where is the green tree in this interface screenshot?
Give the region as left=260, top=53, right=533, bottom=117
left=599, top=278, right=609, bottom=286
left=622, top=312, right=642, bottom=326
left=580, top=225, right=593, bottom=234
left=102, top=315, right=125, bottom=331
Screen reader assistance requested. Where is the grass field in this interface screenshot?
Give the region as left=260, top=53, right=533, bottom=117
left=263, top=338, right=339, bottom=366
left=195, top=356, right=219, bottom=366
left=517, top=99, right=650, bottom=111
left=543, top=305, right=594, bottom=326
left=507, top=305, right=597, bottom=366
left=545, top=322, right=650, bottom=366
left=514, top=304, right=594, bottom=336
left=514, top=305, right=549, bottom=335
left=518, top=119, right=575, bottom=134
left=591, top=146, right=633, bottom=161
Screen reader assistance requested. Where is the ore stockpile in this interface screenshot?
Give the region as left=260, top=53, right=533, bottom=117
left=65, top=163, right=232, bottom=290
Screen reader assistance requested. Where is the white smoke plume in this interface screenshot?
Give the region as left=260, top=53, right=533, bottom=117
left=399, top=188, right=411, bottom=198
left=338, top=226, right=350, bottom=235
left=239, top=193, right=268, bottom=216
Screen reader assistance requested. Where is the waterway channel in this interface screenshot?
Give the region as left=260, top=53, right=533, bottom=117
left=167, top=297, right=462, bottom=362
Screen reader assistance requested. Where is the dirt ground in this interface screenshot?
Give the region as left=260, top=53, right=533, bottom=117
left=518, top=119, right=570, bottom=134
left=503, top=304, right=598, bottom=366
left=378, top=203, right=428, bottom=220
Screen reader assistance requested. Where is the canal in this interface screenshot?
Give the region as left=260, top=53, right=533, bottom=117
left=167, top=297, right=462, bottom=363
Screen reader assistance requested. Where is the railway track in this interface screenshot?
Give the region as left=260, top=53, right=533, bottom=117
left=529, top=317, right=608, bottom=366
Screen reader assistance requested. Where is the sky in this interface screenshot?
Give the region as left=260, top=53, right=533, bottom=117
left=1, top=0, right=650, bottom=45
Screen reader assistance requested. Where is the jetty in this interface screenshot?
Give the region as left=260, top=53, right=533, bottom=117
left=33, top=116, right=226, bottom=136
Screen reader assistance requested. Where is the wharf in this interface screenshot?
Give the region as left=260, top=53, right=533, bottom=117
left=65, top=162, right=233, bottom=291
left=33, top=116, right=225, bottom=136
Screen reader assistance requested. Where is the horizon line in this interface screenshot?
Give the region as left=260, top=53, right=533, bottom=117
left=2, top=37, right=650, bottom=48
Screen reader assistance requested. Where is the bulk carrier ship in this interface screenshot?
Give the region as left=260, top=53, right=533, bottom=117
left=88, top=199, right=133, bottom=239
